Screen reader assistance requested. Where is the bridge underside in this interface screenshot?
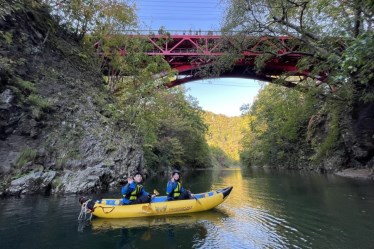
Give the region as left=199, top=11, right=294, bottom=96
left=109, top=34, right=312, bottom=87
left=167, top=64, right=304, bottom=88
left=141, top=35, right=306, bottom=87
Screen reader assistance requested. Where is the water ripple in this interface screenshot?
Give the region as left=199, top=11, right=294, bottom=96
left=1, top=169, right=374, bottom=249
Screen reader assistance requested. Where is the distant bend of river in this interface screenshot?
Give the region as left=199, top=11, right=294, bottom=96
left=1, top=167, right=374, bottom=249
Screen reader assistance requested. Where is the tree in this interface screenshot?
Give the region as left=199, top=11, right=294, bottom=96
left=223, top=0, right=374, bottom=169
left=40, top=0, right=209, bottom=171
left=203, top=111, right=247, bottom=161
left=141, top=87, right=212, bottom=170
left=43, top=0, right=136, bottom=40
left=223, top=0, right=374, bottom=95
left=239, top=84, right=317, bottom=166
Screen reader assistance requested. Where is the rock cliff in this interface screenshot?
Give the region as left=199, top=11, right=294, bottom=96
left=0, top=1, right=144, bottom=196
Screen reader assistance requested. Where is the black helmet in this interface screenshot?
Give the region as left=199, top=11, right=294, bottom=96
left=172, top=170, right=181, bottom=176
left=133, top=172, right=143, bottom=177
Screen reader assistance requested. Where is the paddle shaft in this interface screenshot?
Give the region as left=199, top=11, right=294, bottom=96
left=193, top=195, right=202, bottom=204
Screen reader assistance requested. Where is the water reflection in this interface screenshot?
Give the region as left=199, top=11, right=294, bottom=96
left=90, top=210, right=228, bottom=231
left=206, top=168, right=297, bottom=248
left=209, top=167, right=374, bottom=249
left=92, top=219, right=211, bottom=249
left=76, top=210, right=228, bottom=249
left=1, top=168, right=374, bottom=249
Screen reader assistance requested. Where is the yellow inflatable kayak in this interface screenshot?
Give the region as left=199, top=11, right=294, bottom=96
left=89, top=186, right=232, bottom=219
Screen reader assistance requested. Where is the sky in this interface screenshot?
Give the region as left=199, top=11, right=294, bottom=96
left=136, top=0, right=226, bottom=31
left=185, top=79, right=262, bottom=117
left=136, top=0, right=262, bottom=116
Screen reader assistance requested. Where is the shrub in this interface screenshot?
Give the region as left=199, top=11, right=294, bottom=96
left=16, top=148, right=37, bottom=168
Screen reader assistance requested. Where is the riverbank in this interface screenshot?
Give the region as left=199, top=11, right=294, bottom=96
left=335, top=168, right=374, bottom=180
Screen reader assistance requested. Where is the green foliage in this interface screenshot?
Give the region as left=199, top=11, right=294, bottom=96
left=0, top=0, right=24, bottom=19
left=101, top=72, right=210, bottom=171
left=311, top=110, right=340, bottom=162
left=203, top=111, right=247, bottom=161
left=307, top=99, right=345, bottom=163
left=154, top=137, right=185, bottom=169
left=209, top=146, right=236, bottom=168
left=8, top=77, right=55, bottom=119
left=76, top=1, right=208, bottom=171
left=255, top=53, right=274, bottom=72
left=14, top=77, right=36, bottom=94
left=240, top=84, right=318, bottom=166
left=56, top=157, right=68, bottom=169
left=51, top=177, right=62, bottom=190
left=223, top=0, right=373, bottom=94
left=338, top=33, right=374, bottom=102
left=27, top=94, right=52, bottom=110
left=141, top=88, right=212, bottom=170
left=39, top=0, right=212, bottom=171
left=16, top=148, right=37, bottom=168
left=44, top=0, right=136, bottom=40
left=221, top=0, right=374, bottom=168
left=26, top=94, right=53, bottom=119
left=0, top=31, right=13, bottom=45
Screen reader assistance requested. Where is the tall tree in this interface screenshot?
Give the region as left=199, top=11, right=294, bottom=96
left=240, top=84, right=317, bottom=166
left=40, top=0, right=210, bottom=171
left=142, top=87, right=212, bottom=170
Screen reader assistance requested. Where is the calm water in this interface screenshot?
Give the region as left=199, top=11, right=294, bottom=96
left=1, top=168, right=374, bottom=249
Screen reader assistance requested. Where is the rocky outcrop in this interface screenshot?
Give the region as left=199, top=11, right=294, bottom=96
left=52, top=164, right=114, bottom=194
left=0, top=1, right=144, bottom=196
left=346, top=102, right=374, bottom=164
left=305, top=100, right=374, bottom=174
left=6, top=171, right=56, bottom=195
left=335, top=168, right=374, bottom=180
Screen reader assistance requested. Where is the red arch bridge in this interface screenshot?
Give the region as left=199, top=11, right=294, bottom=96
left=113, top=33, right=315, bottom=88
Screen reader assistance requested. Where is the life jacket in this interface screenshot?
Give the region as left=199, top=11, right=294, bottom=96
left=124, top=184, right=143, bottom=201
left=171, top=182, right=182, bottom=198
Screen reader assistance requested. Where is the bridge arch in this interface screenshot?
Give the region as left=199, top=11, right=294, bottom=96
left=133, top=34, right=309, bottom=88
left=168, top=65, right=300, bottom=88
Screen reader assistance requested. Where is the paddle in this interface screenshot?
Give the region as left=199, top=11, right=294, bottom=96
left=185, top=189, right=201, bottom=204
left=142, top=189, right=159, bottom=213
left=191, top=192, right=202, bottom=205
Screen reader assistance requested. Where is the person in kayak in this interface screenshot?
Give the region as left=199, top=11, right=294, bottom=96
left=166, top=170, right=193, bottom=201
left=122, top=172, right=154, bottom=205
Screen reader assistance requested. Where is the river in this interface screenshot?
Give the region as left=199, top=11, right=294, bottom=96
left=1, top=168, right=373, bottom=249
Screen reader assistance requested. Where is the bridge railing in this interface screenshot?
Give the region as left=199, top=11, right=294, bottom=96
left=128, top=30, right=224, bottom=36
left=146, top=48, right=202, bottom=53
left=127, top=30, right=297, bottom=36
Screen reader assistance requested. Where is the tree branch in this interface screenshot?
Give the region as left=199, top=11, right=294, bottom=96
left=353, top=5, right=362, bottom=37
left=263, top=50, right=314, bottom=57
left=272, top=16, right=318, bottom=41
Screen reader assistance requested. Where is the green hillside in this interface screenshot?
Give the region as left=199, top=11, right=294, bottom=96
left=203, top=111, right=248, bottom=162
